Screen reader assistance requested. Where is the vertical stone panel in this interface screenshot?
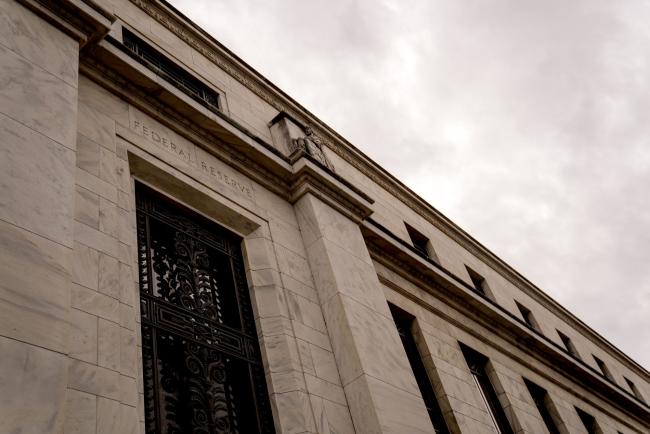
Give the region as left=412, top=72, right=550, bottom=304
left=0, top=2, right=80, bottom=433
left=416, top=318, right=499, bottom=434
left=295, top=193, right=434, bottom=434
left=0, top=335, right=68, bottom=434
left=243, top=231, right=319, bottom=433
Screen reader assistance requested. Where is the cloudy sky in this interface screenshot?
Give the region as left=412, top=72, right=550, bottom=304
left=169, top=0, right=650, bottom=368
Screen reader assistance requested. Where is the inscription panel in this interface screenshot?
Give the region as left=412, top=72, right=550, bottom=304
left=126, top=107, right=255, bottom=203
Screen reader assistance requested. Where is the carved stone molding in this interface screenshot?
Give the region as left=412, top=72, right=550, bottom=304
left=126, top=0, right=650, bottom=378
left=80, top=52, right=291, bottom=199
left=82, top=40, right=374, bottom=225
left=288, top=157, right=373, bottom=224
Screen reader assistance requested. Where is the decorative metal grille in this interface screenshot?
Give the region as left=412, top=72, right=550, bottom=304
left=136, top=184, right=275, bottom=433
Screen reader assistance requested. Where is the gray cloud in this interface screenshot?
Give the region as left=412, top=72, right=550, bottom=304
left=171, top=0, right=650, bottom=368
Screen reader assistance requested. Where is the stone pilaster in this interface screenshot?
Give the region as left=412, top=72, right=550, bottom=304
left=0, top=2, right=113, bottom=433
left=0, top=3, right=81, bottom=433
left=295, top=193, right=435, bottom=433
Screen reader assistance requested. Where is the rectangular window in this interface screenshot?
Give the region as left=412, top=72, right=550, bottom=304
left=575, top=407, right=601, bottom=434
left=460, top=343, right=514, bottom=434
left=405, top=223, right=438, bottom=262
left=592, top=355, right=615, bottom=383
left=465, top=266, right=494, bottom=300
left=390, top=305, right=450, bottom=434
left=557, top=330, right=581, bottom=360
left=624, top=377, right=646, bottom=403
left=523, top=379, right=561, bottom=434
left=515, top=301, right=540, bottom=332
left=135, top=184, right=275, bottom=433
left=121, top=28, right=220, bottom=112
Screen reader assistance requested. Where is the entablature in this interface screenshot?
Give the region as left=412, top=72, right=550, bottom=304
left=118, top=0, right=650, bottom=388
left=77, top=0, right=649, bottom=412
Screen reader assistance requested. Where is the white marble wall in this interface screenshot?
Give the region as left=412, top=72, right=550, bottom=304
left=70, top=72, right=361, bottom=433
left=0, top=2, right=79, bottom=433
left=1, top=2, right=646, bottom=433
left=382, top=276, right=645, bottom=434
left=65, top=74, right=140, bottom=433
left=296, top=193, right=435, bottom=434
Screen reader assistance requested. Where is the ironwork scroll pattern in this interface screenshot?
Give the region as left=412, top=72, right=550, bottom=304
left=136, top=185, right=275, bottom=433
left=151, top=230, right=223, bottom=321
left=137, top=192, right=233, bottom=256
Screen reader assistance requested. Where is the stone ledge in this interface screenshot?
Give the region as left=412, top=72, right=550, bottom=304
left=17, top=0, right=115, bottom=48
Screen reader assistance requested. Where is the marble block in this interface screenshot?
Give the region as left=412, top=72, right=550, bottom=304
left=0, top=220, right=70, bottom=353
left=0, top=0, right=78, bottom=85
left=0, top=44, right=78, bottom=148
left=0, top=113, right=75, bottom=246
left=0, top=336, right=67, bottom=434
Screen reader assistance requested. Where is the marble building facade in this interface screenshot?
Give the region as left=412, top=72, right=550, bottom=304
left=0, top=0, right=648, bottom=433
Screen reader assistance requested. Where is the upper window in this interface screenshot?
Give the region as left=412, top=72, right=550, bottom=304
left=575, top=407, right=601, bottom=434
left=515, top=301, right=541, bottom=332
left=135, top=184, right=275, bottom=433
left=122, top=28, right=220, bottom=112
left=465, top=266, right=494, bottom=300
left=405, top=223, right=439, bottom=263
left=523, top=379, right=562, bottom=434
left=390, top=305, right=450, bottom=434
left=624, top=377, right=646, bottom=403
left=557, top=330, right=582, bottom=360
left=592, top=355, right=615, bottom=383
left=460, top=343, right=514, bottom=434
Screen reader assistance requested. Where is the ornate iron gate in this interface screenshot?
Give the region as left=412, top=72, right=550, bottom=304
left=136, top=184, right=275, bottom=433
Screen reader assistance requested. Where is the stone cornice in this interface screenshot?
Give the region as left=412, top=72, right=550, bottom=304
left=288, top=157, right=374, bottom=224
left=128, top=0, right=650, bottom=380
left=81, top=36, right=375, bottom=226
left=362, top=219, right=650, bottom=427
left=18, top=0, right=115, bottom=47
left=81, top=42, right=292, bottom=199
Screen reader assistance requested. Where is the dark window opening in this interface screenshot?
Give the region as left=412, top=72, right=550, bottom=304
left=136, top=184, right=275, bottom=433
left=390, top=305, right=450, bottom=434
left=405, top=223, right=438, bottom=262
left=575, top=407, right=600, bottom=434
left=592, top=355, right=615, bottom=383
left=624, top=377, right=646, bottom=403
left=557, top=330, right=581, bottom=360
left=122, top=28, right=220, bottom=112
left=515, top=301, right=540, bottom=332
left=523, top=379, right=561, bottom=434
left=459, top=343, right=514, bottom=434
left=465, top=266, right=493, bottom=299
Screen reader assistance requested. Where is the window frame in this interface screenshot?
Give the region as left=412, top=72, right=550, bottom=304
left=135, top=183, right=275, bottom=433
left=556, top=330, right=582, bottom=360
left=515, top=301, right=541, bottom=332
left=405, top=222, right=439, bottom=263
left=390, top=304, right=451, bottom=434
left=523, top=378, right=562, bottom=434
left=460, top=343, right=514, bottom=434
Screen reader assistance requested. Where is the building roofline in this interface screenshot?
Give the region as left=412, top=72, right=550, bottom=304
left=138, top=0, right=649, bottom=379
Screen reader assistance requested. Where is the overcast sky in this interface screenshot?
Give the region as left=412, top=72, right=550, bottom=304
left=169, top=0, right=650, bottom=368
